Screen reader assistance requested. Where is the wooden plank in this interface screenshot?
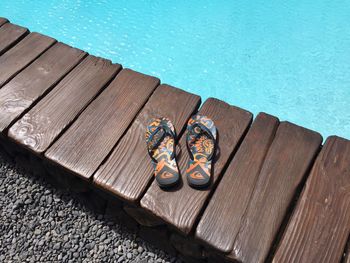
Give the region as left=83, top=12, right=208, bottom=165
left=273, top=136, right=350, bottom=263
left=195, top=113, right=279, bottom=253
left=8, top=56, right=120, bottom=153
left=0, top=43, right=86, bottom=132
left=0, top=33, right=56, bottom=88
left=226, top=122, right=322, bottom=263
left=0, top=23, right=28, bottom=55
left=140, top=98, right=252, bottom=234
left=45, top=69, right=159, bottom=180
left=0, top=17, right=8, bottom=27
left=346, top=245, right=350, bottom=263
left=93, top=84, right=201, bottom=203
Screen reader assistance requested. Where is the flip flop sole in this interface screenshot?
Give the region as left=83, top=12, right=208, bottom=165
left=186, top=115, right=217, bottom=188
left=146, top=117, right=180, bottom=188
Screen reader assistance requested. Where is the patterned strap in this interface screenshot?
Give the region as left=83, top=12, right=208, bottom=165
left=186, top=122, right=216, bottom=161
left=146, top=123, right=176, bottom=162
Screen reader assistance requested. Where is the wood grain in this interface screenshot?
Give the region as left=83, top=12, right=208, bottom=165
left=45, top=69, right=159, bottom=180
left=273, top=136, right=350, bottom=263
left=93, top=84, right=201, bottom=203
left=141, top=98, right=252, bottom=234
left=8, top=56, right=120, bottom=153
left=226, top=122, right=322, bottom=263
left=0, top=33, right=56, bottom=88
left=0, top=23, right=28, bottom=55
left=195, top=113, right=279, bottom=253
left=0, top=42, right=86, bottom=132
left=0, top=17, right=8, bottom=27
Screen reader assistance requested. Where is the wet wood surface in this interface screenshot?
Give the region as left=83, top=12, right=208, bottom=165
left=273, top=136, right=350, bottom=263
left=195, top=113, right=279, bottom=253
left=0, top=23, right=28, bottom=55
left=8, top=56, right=120, bottom=153
left=0, top=43, right=86, bottom=132
left=93, top=84, right=201, bottom=202
left=226, top=122, right=322, bottom=263
left=45, top=69, right=159, bottom=180
left=141, top=98, right=252, bottom=234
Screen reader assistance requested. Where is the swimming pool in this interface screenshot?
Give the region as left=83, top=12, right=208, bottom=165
left=1, top=1, right=349, bottom=139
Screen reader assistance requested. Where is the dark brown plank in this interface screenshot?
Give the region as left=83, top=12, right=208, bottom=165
left=0, top=23, right=28, bottom=55
left=226, top=122, right=322, bottom=263
left=8, top=56, right=120, bottom=153
left=45, top=69, right=159, bottom=180
left=195, top=113, right=279, bottom=253
left=93, top=84, right=201, bottom=202
left=0, top=17, right=8, bottom=27
left=0, top=42, right=86, bottom=132
left=140, top=98, right=252, bottom=234
left=273, top=136, right=350, bottom=263
left=0, top=33, right=56, bottom=88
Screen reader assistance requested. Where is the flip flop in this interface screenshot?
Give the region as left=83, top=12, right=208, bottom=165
left=186, top=114, right=217, bottom=188
left=146, top=117, right=180, bottom=188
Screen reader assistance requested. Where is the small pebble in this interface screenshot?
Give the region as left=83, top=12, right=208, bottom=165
left=99, top=233, right=106, bottom=241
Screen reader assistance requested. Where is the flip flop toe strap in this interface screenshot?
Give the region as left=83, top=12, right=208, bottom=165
left=146, top=121, right=176, bottom=162
left=186, top=122, right=216, bottom=161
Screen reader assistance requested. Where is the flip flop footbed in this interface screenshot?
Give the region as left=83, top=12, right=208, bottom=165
left=152, top=136, right=179, bottom=186
left=146, top=118, right=179, bottom=187
left=186, top=115, right=216, bottom=187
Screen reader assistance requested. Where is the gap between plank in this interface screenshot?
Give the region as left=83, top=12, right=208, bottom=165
left=0, top=27, right=29, bottom=56
left=38, top=65, right=122, bottom=156
left=341, top=233, right=350, bottom=263
left=88, top=81, right=161, bottom=184
left=223, top=119, right=280, bottom=256
left=2, top=49, right=88, bottom=135
left=187, top=112, right=254, bottom=237
left=134, top=94, right=203, bottom=204
left=264, top=142, right=323, bottom=263
left=0, top=36, right=57, bottom=89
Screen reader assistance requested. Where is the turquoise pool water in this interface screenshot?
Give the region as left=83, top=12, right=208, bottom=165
left=1, top=1, right=349, bottom=139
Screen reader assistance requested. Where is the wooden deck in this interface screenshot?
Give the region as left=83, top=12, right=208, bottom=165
left=0, top=18, right=349, bottom=263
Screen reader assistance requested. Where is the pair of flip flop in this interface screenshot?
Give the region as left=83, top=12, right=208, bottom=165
left=146, top=114, right=217, bottom=189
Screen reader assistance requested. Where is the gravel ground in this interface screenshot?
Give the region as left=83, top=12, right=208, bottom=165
left=0, top=150, right=180, bottom=263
